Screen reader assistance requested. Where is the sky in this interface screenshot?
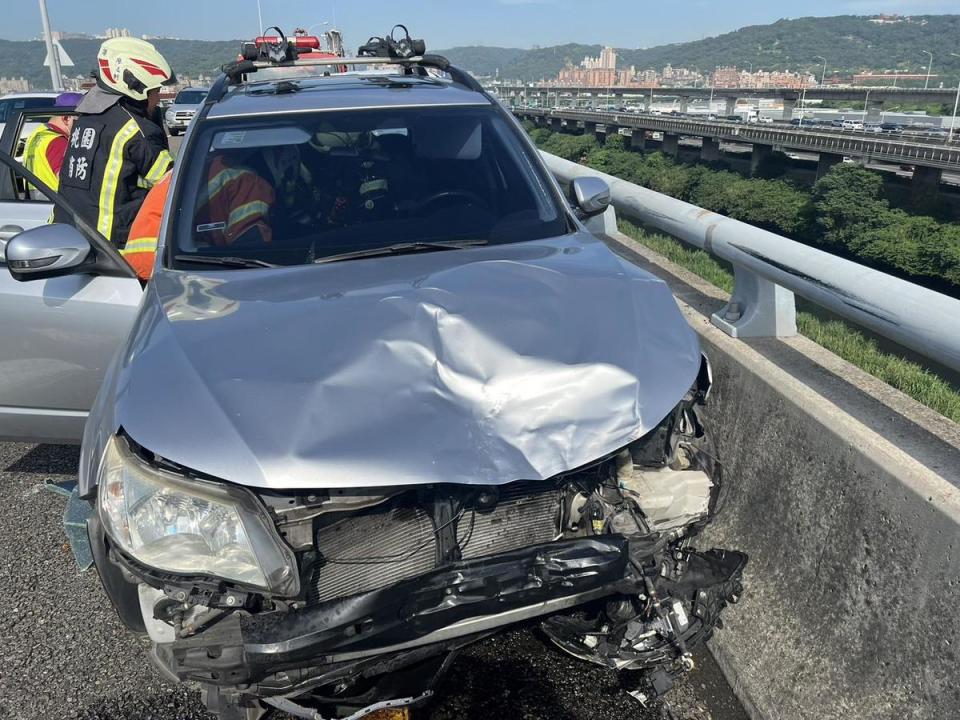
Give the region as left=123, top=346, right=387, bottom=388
left=2, top=0, right=957, bottom=48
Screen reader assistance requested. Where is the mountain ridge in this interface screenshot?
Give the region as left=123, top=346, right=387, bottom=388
left=437, top=15, right=960, bottom=83
left=2, top=15, right=958, bottom=90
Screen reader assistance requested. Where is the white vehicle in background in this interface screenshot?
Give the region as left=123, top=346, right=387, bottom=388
left=0, top=92, right=60, bottom=148
left=162, top=87, right=211, bottom=136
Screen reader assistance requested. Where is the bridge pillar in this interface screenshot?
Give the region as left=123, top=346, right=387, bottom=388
left=597, top=125, right=614, bottom=144
left=866, top=99, right=885, bottom=122
left=701, top=137, right=721, bottom=162
left=750, top=144, right=772, bottom=175
left=630, top=130, right=647, bottom=151
left=816, top=152, right=843, bottom=178
left=912, top=166, right=942, bottom=204
left=550, top=117, right=563, bottom=132
left=583, top=121, right=597, bottom=137
left=679, top=96, right=690, bottom=114
left=781, top=98, right=796, bottom=121
left=724, top=97, right=738, bottom=116
left=662, top=133, right=679, bottom=157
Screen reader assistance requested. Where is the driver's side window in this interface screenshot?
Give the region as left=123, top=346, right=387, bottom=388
left=0, top=112, right=77, bottom=264
left=8, top=111, right=72, bottom=203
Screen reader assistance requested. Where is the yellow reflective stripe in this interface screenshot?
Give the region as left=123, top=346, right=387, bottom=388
left=119, top=236, right=158, bottom=254
left=144, top=149, right=173, bottom=185
left=97, top=119, right=139, bottom=240
left=227, top=200, right=269, bottom=230
left=204, top=166, right=249, bottom=204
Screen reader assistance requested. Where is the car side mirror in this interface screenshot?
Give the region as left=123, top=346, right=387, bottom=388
left=6, top=224, right=93, bottom=282
left=570, top=176, right=611, bottom=217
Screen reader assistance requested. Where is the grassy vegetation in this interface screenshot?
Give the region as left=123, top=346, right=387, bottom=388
left=618, top=219, right=960, bottom=423
left=527, top=127, right=960, bottom=295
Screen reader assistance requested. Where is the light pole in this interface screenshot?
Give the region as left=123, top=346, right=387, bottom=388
left=861, top=87, right=872, bottom=133
left=37, top=0, right=63, bottom=91
left=922, top=50, right=933, bottom=90
left=815, top=56, right=827, bottom=86
left=950, top=53, right=960, bottom=143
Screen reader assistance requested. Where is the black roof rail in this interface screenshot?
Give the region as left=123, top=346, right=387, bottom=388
left=207, top=54, right=482, bottom=99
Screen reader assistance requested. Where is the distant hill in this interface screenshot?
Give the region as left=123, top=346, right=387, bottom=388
left=437, top=15, right=960, bottom=82
left=0, top=38, right=240, bottom=90
left=3, top=15, right=959, bottom=90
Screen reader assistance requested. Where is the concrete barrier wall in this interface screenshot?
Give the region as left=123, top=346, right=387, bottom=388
left=604, top=231, right=960, bottom=720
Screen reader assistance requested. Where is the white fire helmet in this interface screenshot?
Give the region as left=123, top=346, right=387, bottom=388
left=96, top=37, right=176, bottom=102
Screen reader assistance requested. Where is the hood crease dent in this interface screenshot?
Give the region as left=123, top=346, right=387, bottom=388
left=114, top=234, right=701, bottom=490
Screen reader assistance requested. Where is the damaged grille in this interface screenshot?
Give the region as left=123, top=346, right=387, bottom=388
left=459, top=482, right=560, bottom=559
left=309, top=506, right=436, bottom=605
left=307, top=482, right=561, bottom=605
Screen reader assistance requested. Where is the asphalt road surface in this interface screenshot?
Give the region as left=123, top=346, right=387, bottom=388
left=0, top=441, right=747, bottom=720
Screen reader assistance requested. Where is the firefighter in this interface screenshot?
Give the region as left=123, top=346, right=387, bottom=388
left=122, top=145, right=288, bottom=280
left=195, top=151, right=275, bottom=247
left=22, top=91, right=84, bottom=196
left=54, top=37, right=176, bottom=249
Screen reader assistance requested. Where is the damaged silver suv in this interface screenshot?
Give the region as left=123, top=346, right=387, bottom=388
left=1, top=33, right=745, bottom=720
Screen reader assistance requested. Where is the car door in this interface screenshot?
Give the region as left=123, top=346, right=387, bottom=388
left=0, top=110, right=143, bottom=444
left=0, top=108, right=64, bottom=251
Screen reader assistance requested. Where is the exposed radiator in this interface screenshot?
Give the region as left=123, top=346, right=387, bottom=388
left=458, top=481, right=561, bottom=560
left=308, top=482, right=561, bottom=605
left=309, top=505, right=436, bottom=604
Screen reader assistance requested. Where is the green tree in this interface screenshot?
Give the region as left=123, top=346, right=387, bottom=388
left=811, top=164, right=891, bottom=247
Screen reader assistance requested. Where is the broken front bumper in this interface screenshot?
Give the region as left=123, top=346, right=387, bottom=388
left=152, top=535, right=745, bottom=699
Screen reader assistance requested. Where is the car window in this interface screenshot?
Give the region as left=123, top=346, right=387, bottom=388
left=171, top=105, right=568, bottom=268
left=4, top=110, right=74, bottom=202
left=0, top=97, right=56, bottom=124
left=174, top=90, right=207, bottom=105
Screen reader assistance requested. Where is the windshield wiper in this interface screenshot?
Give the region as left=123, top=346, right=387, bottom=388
left=313, top=239, right=489, bottom=265
left=174, top=254, right=281, bottom=269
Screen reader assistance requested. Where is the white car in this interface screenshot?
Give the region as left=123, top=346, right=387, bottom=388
left=0, top=92, right=61, bottom=137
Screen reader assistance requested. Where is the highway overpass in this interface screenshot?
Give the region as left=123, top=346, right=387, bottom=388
left=493, top=84, right=959, bottom=117
left=516, top=107, right=960, bottom=188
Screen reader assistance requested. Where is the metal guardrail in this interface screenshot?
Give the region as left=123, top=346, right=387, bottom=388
left=523, top=109, right=960, bottom=170
left=542, top=151, right=960, bottom=373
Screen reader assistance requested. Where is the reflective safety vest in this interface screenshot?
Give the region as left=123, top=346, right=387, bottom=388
left=195, top=156, right=274, bottom=246
left=122, top=171, right=170, bottom=281
left=23, top=124, right=68, bottom=193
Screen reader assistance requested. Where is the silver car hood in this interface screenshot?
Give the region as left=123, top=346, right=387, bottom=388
left=110, top=232, right=700, bottom=491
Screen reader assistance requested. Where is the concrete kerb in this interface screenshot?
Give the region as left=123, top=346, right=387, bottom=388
left=602, top=229, right=960, bottom=720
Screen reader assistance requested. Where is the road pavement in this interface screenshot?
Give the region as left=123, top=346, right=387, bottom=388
left=0, top=441, right=747, bottom=720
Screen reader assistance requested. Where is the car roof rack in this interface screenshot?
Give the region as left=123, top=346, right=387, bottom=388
left=209, top=54, right=481, bottom=100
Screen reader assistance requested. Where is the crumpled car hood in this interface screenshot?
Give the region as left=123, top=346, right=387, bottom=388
left=113, top=232, right=700, bottom=490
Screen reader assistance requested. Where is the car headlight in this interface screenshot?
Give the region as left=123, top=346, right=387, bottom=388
left=164, top=109, right=175, bottom=122
left=97, top=435, right=298, bottom=596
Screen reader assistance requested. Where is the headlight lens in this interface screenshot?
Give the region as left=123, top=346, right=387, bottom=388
left=97, top=435, right=298, bottom=596
left=164, top=109, right=175, bottom=121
